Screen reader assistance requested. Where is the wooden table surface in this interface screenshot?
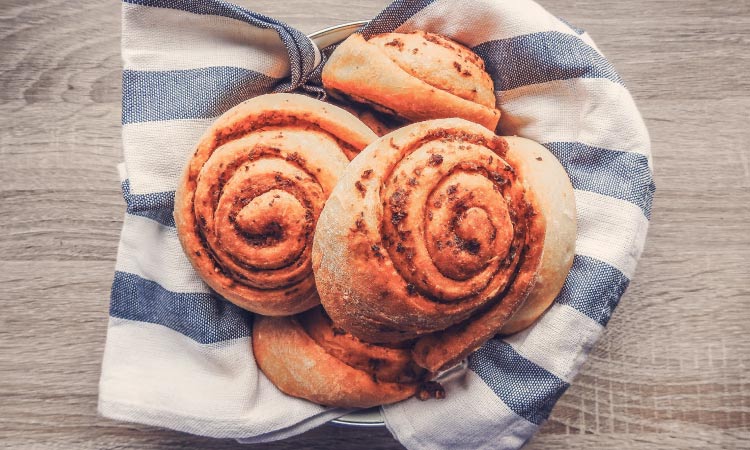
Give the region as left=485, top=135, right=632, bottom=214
left=1, top=0, right=748, bottom=448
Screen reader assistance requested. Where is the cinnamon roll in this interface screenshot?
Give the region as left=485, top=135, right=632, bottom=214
left=322, top=31, right=501, bottom=131
left=174, top=93, right=377, bottom=316
left=252, top=307, right=427, bottom=408
left=312, top=119, right=576, bottom=372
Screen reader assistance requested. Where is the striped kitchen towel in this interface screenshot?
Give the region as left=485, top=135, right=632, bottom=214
left=98, top=0, right=654, bottom=449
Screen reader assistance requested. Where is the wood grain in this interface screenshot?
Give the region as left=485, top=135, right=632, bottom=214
left=1, top=0, right=748, bottom=448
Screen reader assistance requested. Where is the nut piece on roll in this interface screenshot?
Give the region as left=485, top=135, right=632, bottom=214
left=322, top=31, right=501, bottom=131
left=253, top=307, right=427, bottom=408
left=174, top=93, right=377, bottom=316
left=313, top=118, right=576, bottom=373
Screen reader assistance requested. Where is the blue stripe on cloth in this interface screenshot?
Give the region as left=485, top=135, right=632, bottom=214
left=121, top=180, right=176, bottom=227
left=469, top=339, right=569, bottom=425
left=110, top=271, right=252, bottom=344
left=359, top=0, right=437, bottom=37
left=123, top=0, right=318, bottom=90
left=545, top=142, right=655, bottom=219
left=473, top=32, right=623, bottom=92
left=126, top=207, right=175, bottom=228
left=122, top=67, right=279, bottom=124
left=555, top=254, right=630, bottom=326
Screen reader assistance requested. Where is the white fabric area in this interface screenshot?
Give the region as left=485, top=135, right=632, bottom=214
left=383, top=370, right=539, bottom=450
left=396, top=0, right=595, bottom=51
left=116, top=213, right=210, bottom=293
left=122, top=2, right=291, bottom=77
left=574, top=190, right=649, bottom=279
left=99, top=317, right=347, bottom=439
left=498, top=78, right=652, bottom=165
left=122, top=118, right=213, bottom=195
left=503, top=303, right=604, bottom=382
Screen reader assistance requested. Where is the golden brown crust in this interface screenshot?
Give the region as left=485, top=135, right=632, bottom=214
left=498, top=137, right=577, bottom=334
left=174, top=93, right=377, bottom=316
left=322, top=32, right=501, bottom=131
left=313, top=119, right=574, bottom=372
left=367, top=32, right=496, bottom=108
left=252, top=308, right=424, bottom=408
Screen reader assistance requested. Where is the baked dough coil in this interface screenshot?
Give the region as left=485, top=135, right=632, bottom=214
left=175, top=93, right=377, bottom=316
left=313, top=119, right=576, bottom=372
left=253, top=307, right=426, bottom=408
left=322, top=31, right=501, bottom=131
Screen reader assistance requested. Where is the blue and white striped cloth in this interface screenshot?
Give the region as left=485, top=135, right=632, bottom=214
left=99, top=0, right=654, bottom=448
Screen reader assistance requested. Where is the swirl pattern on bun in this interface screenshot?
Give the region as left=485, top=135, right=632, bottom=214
left=313, top=119, right=575, bottom=372
left=174, top=93, right=377, bottom=316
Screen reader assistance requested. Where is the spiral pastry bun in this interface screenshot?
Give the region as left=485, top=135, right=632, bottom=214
left=253, top=307, right=426, bottom=408
left=313, top=119, right=576, bottom=372
left=322, top=31, right=501, bottom=131
left=174, top=93, right=377, bottom=316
